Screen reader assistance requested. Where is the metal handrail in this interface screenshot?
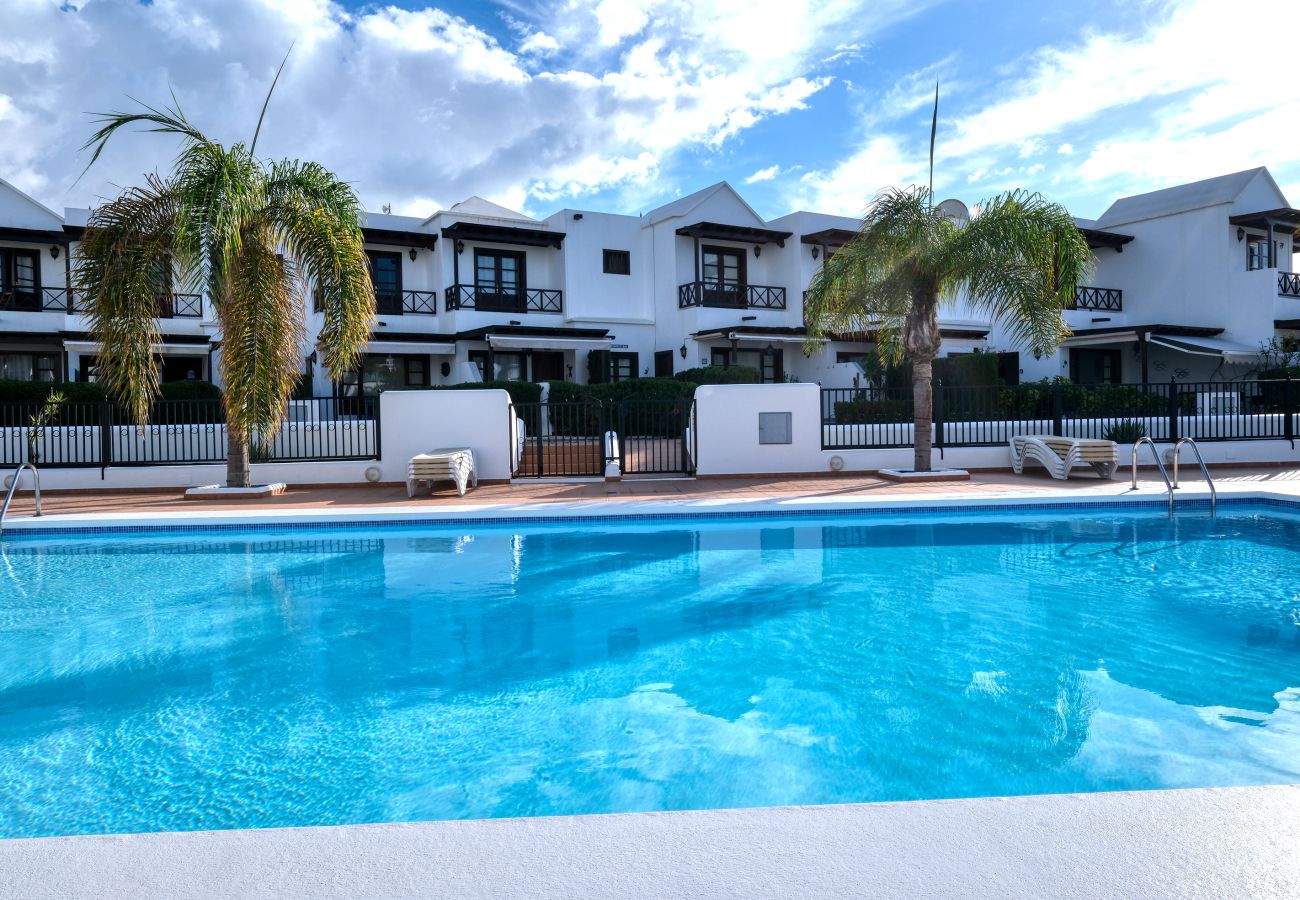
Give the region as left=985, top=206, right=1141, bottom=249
left=0, top=463, right=42, bottom=537
left=1130, top=437, right=1175, bottom=514
left=1172, top=437, right=1217, bottom=514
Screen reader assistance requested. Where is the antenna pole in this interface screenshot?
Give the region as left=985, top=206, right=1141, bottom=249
left=929, top=81, right=938, bottom=208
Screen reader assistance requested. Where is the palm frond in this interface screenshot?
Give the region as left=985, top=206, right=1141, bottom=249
left=74, top=174, right=179, bottom=424
left=215, top=227, right=304, bottom=442
left=946, top=190, right=1093, bottom=357
left=80, top=95, right=210, bottom=177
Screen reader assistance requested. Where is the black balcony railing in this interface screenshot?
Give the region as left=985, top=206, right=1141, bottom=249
left=677, top=281, right=787, bottom=310
left=375, top=289, right=438, bottom=315
left=0, top=287, right=75, bottom=312
left=1279, top=272, right=1300, bottom=298
left=1068, top=286, right=1123, bottom=312
left=157, top=293, right=203, bottom=318
left=444, top=284, right=563, bottom=313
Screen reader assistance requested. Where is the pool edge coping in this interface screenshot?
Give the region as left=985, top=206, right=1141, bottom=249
left=0, top=483, right=1290, bottom=535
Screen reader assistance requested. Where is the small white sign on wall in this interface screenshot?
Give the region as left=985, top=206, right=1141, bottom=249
left=758, top=411, right=793, bottom=445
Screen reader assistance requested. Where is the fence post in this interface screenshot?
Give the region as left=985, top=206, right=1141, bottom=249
left=1286, top=376, right=1295, bottom=447
left=1051, top=381, right=1064, bottom=437
left=932, top=379, right=945, bottom=452
left=99, top=400, right=114, bottom=477
left=1167, top=377, right=1179, bottom=443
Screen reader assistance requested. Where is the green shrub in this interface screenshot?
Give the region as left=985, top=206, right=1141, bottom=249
left=158, top=380, right=222, bottom=402
left=435, top=380, right=543, bottom=406
left=0, top=379, right=110, bottom=405
left=1103, top=420, right=1147, bottom=443
left=673, top=365, right=761, bottom=385
left=833, top=397, right=912, bottom=423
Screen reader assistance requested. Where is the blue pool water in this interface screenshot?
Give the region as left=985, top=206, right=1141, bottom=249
left=2, top=507, right=1299, bottom=838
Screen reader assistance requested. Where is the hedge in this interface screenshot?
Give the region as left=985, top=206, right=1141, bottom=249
left=0, top=379, right=222, bottom=406
left=673, top=365, right=761, bottom=385
left=434, top=380, right=543, bottom=406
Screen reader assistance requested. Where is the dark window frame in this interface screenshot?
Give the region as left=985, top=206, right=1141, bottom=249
left=602, top=248, right=631, bottom=275
left=473, top=248, right=526, bottom=296
left=1, top=247, right=42, bottom=310
left=0, top=350, right=59, bottom=382
left=366, top=249, right=404, bottom=314
left=1070, top=347, right=1123, bottom=385
left=609, top=351, right=639, bottom=382
left=701, top=245, right=746, bottom=308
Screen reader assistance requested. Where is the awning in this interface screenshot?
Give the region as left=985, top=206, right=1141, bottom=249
left=675, top=221, right=793, bottom=245
left=487, top=335, right=612, bottom=351
left=702, top=331, right=820, bottom=345
left=63, top=340, right=210, bottom=356
left=1146, top=334, right=1258, bottom=362
left=441, top=221, right=565, bottom=248
left=1060, top=331, right=1140, bottom=348
left=363, top=340, right=455, bottom=355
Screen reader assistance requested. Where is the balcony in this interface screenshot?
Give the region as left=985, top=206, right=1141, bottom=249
left=156, top=293, right=203, bottom=318
left=375, top=289, right=438, bottom=315
left=0, top=287, right=74, bottom=312
left=1279, top=272, right=1300, bottom=298
left=1068, top=286, right=1123, bottom=312
left=678, top=281, right=787, bottom=310
left=444, top=284, right=563, bottom=314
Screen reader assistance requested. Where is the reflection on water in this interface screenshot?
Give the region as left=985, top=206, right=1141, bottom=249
left=0, top=510, right=1298, bottom=837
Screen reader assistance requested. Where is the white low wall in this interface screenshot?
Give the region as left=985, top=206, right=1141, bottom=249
left=18, top=460, right=382, bottom=491
left=697, top=383, right=1300, bottom=476
left=377, top=389, right=515, bottom=483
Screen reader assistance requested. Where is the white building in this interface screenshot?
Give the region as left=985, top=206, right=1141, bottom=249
left=1, top=168, right=1296, bottom=395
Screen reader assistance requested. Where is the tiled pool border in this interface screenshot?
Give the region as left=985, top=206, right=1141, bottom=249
left=0, top=490, right=1285, bottom=538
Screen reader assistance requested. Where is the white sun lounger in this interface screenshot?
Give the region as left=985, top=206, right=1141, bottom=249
left=407, top=448, right=478, bottom=497
left=1009, top=435, right=1118, bottom=480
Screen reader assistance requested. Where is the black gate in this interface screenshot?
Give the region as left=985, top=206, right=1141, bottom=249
left=509, top=398, right=695, bottom=478
left=617, top=399, right=696, bottom=476
left=512, top=401, right=607, bottom=477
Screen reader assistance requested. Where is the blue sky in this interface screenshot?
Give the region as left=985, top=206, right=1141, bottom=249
left=3, top=0, right=1298, bottom=223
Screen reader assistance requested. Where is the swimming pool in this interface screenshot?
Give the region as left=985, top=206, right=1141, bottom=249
left=2, top=504, right=1298, bottom=838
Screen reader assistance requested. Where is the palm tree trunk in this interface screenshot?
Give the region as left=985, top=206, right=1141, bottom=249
left=912, top=358, right=934, bottom=472
left=226, top=429, right=251, bottom=488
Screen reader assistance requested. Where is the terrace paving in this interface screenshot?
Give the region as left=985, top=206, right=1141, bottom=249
left=6, top=465, right=1300, bottom=518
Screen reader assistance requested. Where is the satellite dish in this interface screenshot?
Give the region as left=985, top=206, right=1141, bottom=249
left=936, top=198, right=970, bottom=226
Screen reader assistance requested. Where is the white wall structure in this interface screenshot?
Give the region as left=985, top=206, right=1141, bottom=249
left=4, top=165, right=1300, bottom=445
left=377, top=388, right=516, bottom=483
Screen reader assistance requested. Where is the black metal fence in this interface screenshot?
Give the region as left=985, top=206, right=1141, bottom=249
left=1, top=397, right=379, bottom=468
left=822, top=379, right=1300, bottom=449
left=511, top=398, right=696, bottom=477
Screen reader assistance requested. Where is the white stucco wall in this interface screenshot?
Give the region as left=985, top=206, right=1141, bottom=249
left=377, top=388, right=515, bottom=482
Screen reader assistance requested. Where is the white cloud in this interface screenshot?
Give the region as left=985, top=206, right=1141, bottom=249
left=0, top=0, right=928, bottom=216
left=744, top=165, right=781, bottom=184
left=795, top=0, right=1300, bottom=216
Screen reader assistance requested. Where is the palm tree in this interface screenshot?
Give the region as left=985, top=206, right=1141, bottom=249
left=75, top=80, right=375, bottom=487
left=804, top=186, right=1093, bottom=472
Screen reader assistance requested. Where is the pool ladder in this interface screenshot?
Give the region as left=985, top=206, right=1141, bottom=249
left=1129, top=437, right=1216, bottom=515
left=0, top=463, right=42, bottom=538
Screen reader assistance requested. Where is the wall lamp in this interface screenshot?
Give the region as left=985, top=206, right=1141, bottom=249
left=679, top=343, right=688, bottom=359
left=1237, top=227, right=1246, bottom=242
left=753, top=246, right=762, bottom=257
left=455, top=240, right=465, bottom=254
left=811, top=246, right=820, bottom=260
left=408, top=248, right=418, bottom=262
left=50, top=245, right=60, bottom=259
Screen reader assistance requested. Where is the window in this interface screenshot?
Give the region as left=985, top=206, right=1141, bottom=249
left=341, top=354, right=428, bottom=397
left=609, top=352, right=638, bottom=382
left=1247, top=234, right=1273, bottom=271
left=701, top=246, right=745, bottom=307
left=474, top=249, right=525, bottom=311
left=602, top=249, right=631, bottom=275
left=0, top=248, right=41, bottom=310
left=0, top=352, right=58, bottom=382
left=712, top=347, right=782, bottom=382
left=1070, top=348, right=1122, bottom=385
left=366, top=250, right=403, bottom=314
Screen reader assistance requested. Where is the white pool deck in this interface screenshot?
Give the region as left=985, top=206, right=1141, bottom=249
left=4, top=475, right=1300, bottom=897
left=3, top=786, right=1299, bottom=899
